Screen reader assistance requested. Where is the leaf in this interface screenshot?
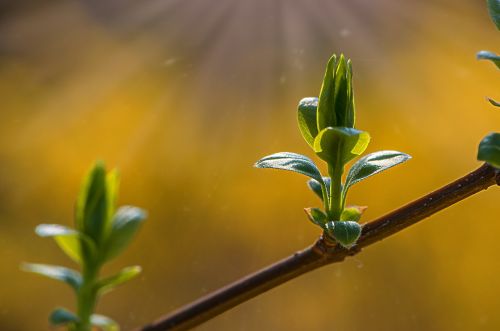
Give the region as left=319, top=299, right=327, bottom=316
left=317, top=54, right=338, bottom=130
left=91, top=314, right=119, bottom=331
left=103, top=206, right=147, bottom=261
left=297, top=97, right=319, bottom=147
left=254, top=152, right=325, bottom=183
left=477, top=50, right=500, bottom=69
left=76, top=161, right=109, bottom=244
left=478, top=132, right=500, bottom=168
left=328, top=221, right=362, bottom=248
left=35, top=224, right=96, bottom=264
left=97, top=266, right=142, bottom=294
left=35, top=224, right=82, bottom=263
left=49, top=307, right=79, bottom=326
left=317, top=54, right=355, bottom=130
left=106, top=169, right=120, bottom=229
left=307, top=177, right=331, bottom=201
left=304, top=208, right=328, bottom=228
left=332, top=55, right=355, bottom=128
left=344, top=151, right=411, bottom=193
left=313, top=127, right=370, bottom=166
left=488, top=97, right=500, bottom=107
left=487, top=0, right=500, bottom=30
left=21, top=263, right=82, bottom=291
left=340, top=206, right=367, bottom=222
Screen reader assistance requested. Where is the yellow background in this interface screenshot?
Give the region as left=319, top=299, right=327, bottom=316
left=1, top=0, right=499, bottom=330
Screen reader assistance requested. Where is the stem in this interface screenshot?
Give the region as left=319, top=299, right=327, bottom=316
left=76, top=264, right=100, bottom=331
left=320, top=183, right=330, bottom=215
left=328, top=164, right=344, bottom=220
left=136, top=164, right=499, bottom=331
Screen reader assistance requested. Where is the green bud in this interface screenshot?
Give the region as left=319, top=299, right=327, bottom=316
left=317, top=54, right=355, bottom=131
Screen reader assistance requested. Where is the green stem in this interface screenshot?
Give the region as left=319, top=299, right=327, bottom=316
left=320, top=183, right=330, bottom=216
left=328, top=164, right=344, bottom=221
left=76, top=263, right=100, bottom=331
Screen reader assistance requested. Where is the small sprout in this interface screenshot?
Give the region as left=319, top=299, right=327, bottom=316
left=22, top=162, right=147, bottom=331
left=255, top=54, right=411, bottom=248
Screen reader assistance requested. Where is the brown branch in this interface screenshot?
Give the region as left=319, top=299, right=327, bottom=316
left=136, top=163, right=499, bottom=331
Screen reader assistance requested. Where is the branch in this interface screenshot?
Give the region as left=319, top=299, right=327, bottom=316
left=137, top=163, right=499, bottom=331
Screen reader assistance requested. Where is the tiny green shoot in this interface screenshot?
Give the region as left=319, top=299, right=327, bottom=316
left=255, top=54, right=411, bottom=248
left=22, top=162, right=147, bottom=331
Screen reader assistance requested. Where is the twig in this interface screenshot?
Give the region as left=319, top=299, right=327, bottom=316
left=137, top=163, right=499, bottom=331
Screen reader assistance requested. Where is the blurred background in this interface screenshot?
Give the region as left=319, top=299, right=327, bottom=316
left=1, top=0, right=499, bottom=330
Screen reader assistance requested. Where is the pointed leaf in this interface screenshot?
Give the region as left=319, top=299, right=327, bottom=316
left=333, top=55, right=355, bottom=128
left=328, top=221, right=362, bottom=248
left=307, top=177, right=331, bottom=201
left=487, top=0, right=500, bottom=30
left=344, top=151, right=411, bottom=193
left=91, top=314, right=119, bottom=331
left=478, top=132, right=500, bottom=168
left=35, top=224, right=96, bottom=264
left=255, top=152, right=324, bottom=183
left=21, top=263, right=81, bottom=290
left=313, top=127, right=370, bottom=166
left=104, top=206, right=146, bottom=261
left=477, top=50, right=500, bottom=69
left=317, top=54, right=338, bottom=130
left=35, top=224, right=82, bottom=263
left=304, top=208, right=328, bottom=228
left=297, top=97, right=319, bottom=147
left=340, top=206, right=367, bottom=222
left=97, top=266, right=142, bottom=294
left=49, top=307, right=79, bottom=326
left=106, top=169, right=120, bottom=230
left=76, top=161, right=108, bottom=244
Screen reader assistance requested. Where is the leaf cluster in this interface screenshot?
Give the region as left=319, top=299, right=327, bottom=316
left=22, top=162, right=146, bottom=331
left=255, top=54, right=410, bottom=248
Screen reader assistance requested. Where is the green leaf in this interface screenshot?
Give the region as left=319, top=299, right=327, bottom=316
left=488, top=98, right=500, bottom=107
left=297, top=97, right=319, bottom=147
left=487, top=0, right=500, bottom=30
left=340, top=206, right=367, bottom=222
left=304, top=208, right=328, bottom=228
left=332, top=55, right=355, bottom=128
left=91, top=314, right=119, bottom=331
left=344, top=151, right=411, bottom=193
left=317, top=54, right=338, bottom=130
left=21, top=263, right=82, bottom=291
left=327, top=221, right=362, bottom=248
left=317, top=54, right=356, bottom=130
left=49, top=307, right=79, bottom=326
left=35, top=224, right=82, bottom=264
left=254, top=152, right=325, bottom=183
left=97, top=266, right=142, bottom=294
left=478, top=132, right=500, bottom=168
left=106, top=169, right=120, bottom=230
left=35, top=224, right=96, bottom=264
left=307, top=177, right=331, bottom=201
left=477, top=50, right=500, bottom=69
left=313, top=127, right=370, bottom=166
left=76, top=161, right=108, bottom=244
left=103, top=206, right=147, bottom=261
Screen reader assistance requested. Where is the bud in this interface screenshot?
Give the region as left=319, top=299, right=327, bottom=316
left=317, top=54, right=355, bottom=130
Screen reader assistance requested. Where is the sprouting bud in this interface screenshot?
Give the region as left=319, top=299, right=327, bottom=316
left=317, top=54, right=355, bottom=130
